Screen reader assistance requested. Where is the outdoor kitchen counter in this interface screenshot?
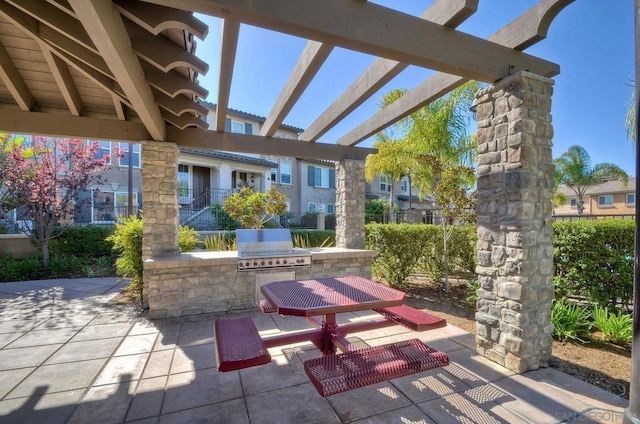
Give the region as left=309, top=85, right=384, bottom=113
left=143, top=248, right=377, bottom=318
left=143, top=247, right=377, bottom=269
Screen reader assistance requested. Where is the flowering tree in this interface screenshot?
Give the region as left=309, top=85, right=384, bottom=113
left=1, top=135, right=115, bottom=266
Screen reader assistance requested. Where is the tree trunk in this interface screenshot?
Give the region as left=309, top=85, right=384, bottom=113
left=41, top=241, right=50, bottom=268
left=442, top=222, right=450, bottom=292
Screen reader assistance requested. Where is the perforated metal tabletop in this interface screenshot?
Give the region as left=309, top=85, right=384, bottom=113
left=260, top=276, right=405, bottom=317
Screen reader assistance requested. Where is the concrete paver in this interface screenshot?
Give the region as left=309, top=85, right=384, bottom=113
left=0, top=277, right=630, bottom=423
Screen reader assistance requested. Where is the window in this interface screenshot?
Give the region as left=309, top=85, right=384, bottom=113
left=307, top=165, right=335, bottom=188
left=380, top=175, right=391, bottom=192
left=627, top=193, right=636, bottom=205
left=307, top=202, right=317, bottom=213
left=280, top=162, right=291, bottom=185
left=93, top=191, right=138, bottom=222
left=225, top=118, right=252, bottom=134
left=598, top=195, right=613, bottom=206
left=569, top=198, right=577, bottom=208
left=118, top=143, right=141, bottom=167
left=400, top=177, right=408, bottom=192
left=178, top=164, right=190, bottom=198
left=271, top=167, right=277, bottom=183
left=94, top=141, right=111, bottom=163
left=326, top=204, right=335, bottom=214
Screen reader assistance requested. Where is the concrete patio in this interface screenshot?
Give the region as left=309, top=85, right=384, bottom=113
left=0, top=278, right=629, bottom=424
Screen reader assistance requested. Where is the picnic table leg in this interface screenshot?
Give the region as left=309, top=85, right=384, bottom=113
left=321, top=314, right=339, bottom=355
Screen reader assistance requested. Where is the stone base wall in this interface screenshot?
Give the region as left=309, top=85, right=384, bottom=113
left=143, top=248, right=375, bottom=319
left=336, top=159, right=366, bottom=249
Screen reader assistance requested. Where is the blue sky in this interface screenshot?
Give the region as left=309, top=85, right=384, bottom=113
left=195, top=0, right=636, bottom=175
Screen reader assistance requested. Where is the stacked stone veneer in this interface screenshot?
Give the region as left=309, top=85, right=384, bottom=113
left=474, top=71, right=555, bottom=373
left=336, top=159, right=366, bottom=249
left=144, top=248, right=375, bottom=319
left=141, top=141, right=180, bottom=260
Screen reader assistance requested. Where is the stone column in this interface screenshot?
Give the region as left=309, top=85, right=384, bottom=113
left=473, top=71, right=555, bottom=373
left=141, top=141, right=180, bottom=260
left=335, top=159, right=365, bottom=249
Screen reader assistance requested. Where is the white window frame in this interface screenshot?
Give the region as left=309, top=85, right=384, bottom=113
left=117, top=142, right=141, bottom=168
left=307, top=202, right=317, bottom=213
left=280, top=162, right=292, bottom=185
left=627, top=193, right=635, bottom=205
left=380, top=175, right=391, bottom=192
left=569, top=198, right=577, bottom=208
left=94, top=141, right=112, bottom=164
left=400, top=177, right=408, bottom=193
left=597, top=195, right=613, bottom=207
left=270, top=167, right=277, bottom=183
left=231, top=120, right=244, bottom=134
left=326, top=203, right=335, bottom=214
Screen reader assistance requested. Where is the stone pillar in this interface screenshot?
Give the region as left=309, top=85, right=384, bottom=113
left=336, top=159, right=365, bottom=249
left=473, top=71, right=555, bottom=373
left=141, top=141, right=180, bottom=260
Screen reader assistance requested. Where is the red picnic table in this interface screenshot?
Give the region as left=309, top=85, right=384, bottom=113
left=214, top=276, right=450, bottom=396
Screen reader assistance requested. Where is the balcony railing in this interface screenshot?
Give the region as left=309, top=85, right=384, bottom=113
left=178, top=188, right=233, bottom=209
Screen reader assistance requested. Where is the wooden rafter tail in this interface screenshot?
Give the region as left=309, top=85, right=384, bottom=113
left=152, top=88, right=208, bottom=117
left=161, top=109, right=208, bottom=131
left=141, top=63, right=209, bottom=99
left=114, top=0, right=208, bottom=40
left=125, top=20, right=208, bottom=75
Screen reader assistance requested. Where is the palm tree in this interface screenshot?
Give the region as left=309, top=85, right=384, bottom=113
left=554, top=145, right=628, bottom=215
left=365, top=89, right=415, bottom=222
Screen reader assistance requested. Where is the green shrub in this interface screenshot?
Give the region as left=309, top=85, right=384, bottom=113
left=107, top=216, right=144, bottom=298
left=203, top=232, right=236, bottom=251
left=48, top=255, right=82, bottom=278
left=550, top=301, right=592, bottom=343
left=179, top=225, right=201, bottom=251
left=365, top=224, right=476, bottom=288
left=209, top=204, right=238, bottom=231
left=291, top=230, right=335, bottom=247
left=366, top=224, right=437, bottom=288
left=0, top=255, right=42, bottom=281
left=465, top=278, right=479, bottom=308
left=49, top=226, right=114, bottom=257
left=592, top=305, right=633, bottom=345
left=553, top=220, right=634, bottom=309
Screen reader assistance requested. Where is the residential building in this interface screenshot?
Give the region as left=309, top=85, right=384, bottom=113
left=554, top=177, right=636, bottom=217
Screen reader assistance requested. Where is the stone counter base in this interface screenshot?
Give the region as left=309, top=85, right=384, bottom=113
left=143, top=248, right=376, bottom=319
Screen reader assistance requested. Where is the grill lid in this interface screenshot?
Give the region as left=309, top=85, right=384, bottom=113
left=236, top=229, right=294, bottom=258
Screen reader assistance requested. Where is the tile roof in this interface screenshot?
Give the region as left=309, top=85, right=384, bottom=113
left=179, top=147, right=278, bottom=167
left=558, top=177, right=636, bottom=196
left=200, top=102, right=304, bottom=133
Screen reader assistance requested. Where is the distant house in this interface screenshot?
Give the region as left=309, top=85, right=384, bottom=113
left=555, top=177, right=635, bottom=217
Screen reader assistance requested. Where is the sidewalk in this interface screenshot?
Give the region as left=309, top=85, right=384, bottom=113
left=0, top=278, right=629, bottom=423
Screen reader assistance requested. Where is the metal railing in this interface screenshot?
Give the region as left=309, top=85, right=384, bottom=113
left=552, top=214, right=635, bottom=222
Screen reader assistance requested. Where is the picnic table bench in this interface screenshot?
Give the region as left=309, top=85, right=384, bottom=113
left=215, top=276, right=450, bottom=396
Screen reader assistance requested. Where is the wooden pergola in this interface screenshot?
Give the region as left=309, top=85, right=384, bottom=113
left=0, top=0, right=565, bottom=158
left=0, top=1, right=637, bottom=421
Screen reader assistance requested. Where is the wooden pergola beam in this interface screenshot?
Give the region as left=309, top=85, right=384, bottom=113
left=215, top=17, right=240, bottom=131
left=0, top=42, right=34, bottom=111
left=337, top=0, right=575, bottom=146
left=40, top=42, right=84, bottom=116
left=69, top=0, right=165, bottom=140
left=141, top=0, right=559, bottom=82
left=301, top=0, right=478, bottom=142
left=0, top=109, right=150, bottom=141
left=167, top=126, right=375, bottom=161
left=260, top=41, right=333, bottom=137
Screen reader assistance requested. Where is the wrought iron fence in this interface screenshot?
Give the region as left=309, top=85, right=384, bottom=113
left=552, top=214, right=635, bottom=222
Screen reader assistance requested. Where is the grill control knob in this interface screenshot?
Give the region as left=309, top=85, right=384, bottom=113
left=276, top=260, right=280, bottom=265
left=268, top=261, right=273, bottom=265
left=245, top=262, right=250, bottom=266
left=283, top=260, right=288, bottom=264
left=261, top=261, right=265, bottom=266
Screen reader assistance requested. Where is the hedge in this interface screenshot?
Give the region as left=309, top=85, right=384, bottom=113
left=365, top=224, right=476, bottom=288
left=553, top=220, right=634, bottom=309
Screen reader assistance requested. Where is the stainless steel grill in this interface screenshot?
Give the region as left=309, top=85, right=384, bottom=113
left=236, top=229, right=311, bottom=271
